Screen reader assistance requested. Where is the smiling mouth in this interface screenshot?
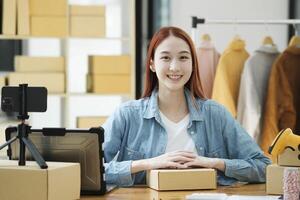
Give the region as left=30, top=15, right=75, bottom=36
left=167, top=75, right=183, bottom=80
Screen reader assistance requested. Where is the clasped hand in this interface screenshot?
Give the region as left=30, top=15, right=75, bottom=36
left=147, top=150, right=216, bottom=169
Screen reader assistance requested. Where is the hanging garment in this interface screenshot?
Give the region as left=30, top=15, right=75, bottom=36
left=212, top=38, right=249, bottom=117
left=237, top=45, right=279, bottom=142
left=196, top=41, right=220, bottom=98
left=260, top=46, right=300, bottom=154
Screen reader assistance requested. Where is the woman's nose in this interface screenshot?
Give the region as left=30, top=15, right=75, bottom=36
left=169, top=59, right=179, bottom=71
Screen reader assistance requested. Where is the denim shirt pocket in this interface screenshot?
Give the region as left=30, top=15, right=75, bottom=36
left=123, top=146, right=145, bottom=161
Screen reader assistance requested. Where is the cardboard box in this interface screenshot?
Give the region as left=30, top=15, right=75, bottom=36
left=17, top=0, right=30, bottom=35
left=3, top=0, right=17, bottom=35
left=87, top=74, right=130, bottom=94
left=15, top=56, right=65, bottom=72
left=77, top=116, right=107, bottom=128
left=89, top=55, right=131, bottom=74
left=8, top=72, right=65, bottom=93
left=70, top=5, right=105, bottom=16
left=31, top=16, right=68, bottom=37
left=0, top=76, right=6, bottom=88
left=0, top=160, right=80, bottom=200
left=266, top=164, right=300, bottom=194
left=30, top=0, right=67, bottom=16
left=147, top=168, right=217, bottom=191
left=70, top=16, right=105, bottom=37
left=278, top=148, right=300, bottom=167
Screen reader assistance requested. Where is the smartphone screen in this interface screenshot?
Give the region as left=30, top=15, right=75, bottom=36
left=1, top=86, right=47, bottom=112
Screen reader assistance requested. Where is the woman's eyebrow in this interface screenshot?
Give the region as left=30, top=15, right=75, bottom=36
left=179, top=50, right=191, bottom=54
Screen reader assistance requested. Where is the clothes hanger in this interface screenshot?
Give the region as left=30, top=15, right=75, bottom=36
left=262, top=36, right=275, bottom=46
left=262, top=21, right=275, bottom=46
left=289, top=24, right=300, bottom=48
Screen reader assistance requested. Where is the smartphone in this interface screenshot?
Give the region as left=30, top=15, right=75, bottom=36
left=1, top=86, right=47, bottom=112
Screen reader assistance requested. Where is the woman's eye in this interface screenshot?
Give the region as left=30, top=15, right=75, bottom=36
left=161, top=56, right=170, bottom=60
left=180, top=56, right=189, bottom=60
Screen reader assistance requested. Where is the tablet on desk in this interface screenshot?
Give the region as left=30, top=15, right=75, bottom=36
left=5, top=127, right=116, bottom=195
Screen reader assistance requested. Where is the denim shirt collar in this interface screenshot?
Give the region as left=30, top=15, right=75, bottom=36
left=143, top=88, right=204, bottom=122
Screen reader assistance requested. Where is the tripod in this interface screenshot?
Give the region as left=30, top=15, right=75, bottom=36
left=0, top=84, right=48, bottom=169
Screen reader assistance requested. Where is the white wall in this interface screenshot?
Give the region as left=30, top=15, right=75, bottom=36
left=170, top=0, right=289, bottom=53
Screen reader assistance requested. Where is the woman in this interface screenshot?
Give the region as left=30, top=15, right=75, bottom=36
left=103, top=26, right=271, bottom=186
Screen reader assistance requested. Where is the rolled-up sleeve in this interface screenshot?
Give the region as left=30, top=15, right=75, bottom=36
left=221, top=106, right=271, bottom=183
left=102, top=106, right=135, bottom=186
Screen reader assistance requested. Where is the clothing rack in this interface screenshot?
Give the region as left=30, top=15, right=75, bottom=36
left=191, top=17, right=300, bottom=42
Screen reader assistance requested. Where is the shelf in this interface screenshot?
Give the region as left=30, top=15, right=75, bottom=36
left=0, top=34, right=130, bottom=41
left=68, top=93, right=131, bottom=98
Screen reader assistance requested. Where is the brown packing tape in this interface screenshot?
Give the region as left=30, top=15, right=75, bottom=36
left=70, top=16, right=105, bottom=37
left=70, top=5, right=105, bottom=16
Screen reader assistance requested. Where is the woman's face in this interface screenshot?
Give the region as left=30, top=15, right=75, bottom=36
left=152, top=35, right=193, bottom=93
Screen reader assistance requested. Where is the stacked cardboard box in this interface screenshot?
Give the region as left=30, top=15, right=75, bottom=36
left=77, top=116, right=107, bottom=128
left=30, top=0, right=68, bottom=37
left=70, top=5, right=106, bottom=37
left=8, top=56, right=65, bottom=93
left=87, top=55, right=131, bottom=94
left=266, top=148, right=300, bottom=194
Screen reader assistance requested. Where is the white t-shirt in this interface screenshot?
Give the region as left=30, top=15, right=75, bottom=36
left=159, top=110, right=197, bottom=154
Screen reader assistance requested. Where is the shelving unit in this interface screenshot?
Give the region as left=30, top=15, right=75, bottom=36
left=0, top=0, right=136, bottom=129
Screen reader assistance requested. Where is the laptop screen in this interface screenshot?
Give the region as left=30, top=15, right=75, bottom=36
left=6, top=127, right=106, bottom=195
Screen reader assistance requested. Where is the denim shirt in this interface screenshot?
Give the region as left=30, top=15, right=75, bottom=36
left=103, top=88, right=271, bottom=186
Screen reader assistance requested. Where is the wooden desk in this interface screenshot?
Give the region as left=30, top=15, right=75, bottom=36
left=81, top=184, right=270, bottom=200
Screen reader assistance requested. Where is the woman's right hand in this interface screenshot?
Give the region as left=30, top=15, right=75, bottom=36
left=146, top=150, right=196, bottom=169
left=131, top=150, right=196, bottom=174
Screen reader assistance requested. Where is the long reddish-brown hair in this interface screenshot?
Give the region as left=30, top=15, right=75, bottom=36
left=141, top=26, right=206, bottom=100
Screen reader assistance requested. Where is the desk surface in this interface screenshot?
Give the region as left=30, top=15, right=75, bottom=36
left=81, top=184, right=272, bottom=200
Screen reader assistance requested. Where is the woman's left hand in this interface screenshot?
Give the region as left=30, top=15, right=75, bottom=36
left=184, top=155, right=225, bottom=172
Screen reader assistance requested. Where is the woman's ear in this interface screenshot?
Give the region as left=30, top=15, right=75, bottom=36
left=150, top=60, right=155, bottom=72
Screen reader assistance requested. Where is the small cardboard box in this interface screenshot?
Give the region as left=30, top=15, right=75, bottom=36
left=77, top=116, right=107, bottom=128
left=17, top=0, right=30, bottom=35
left=266, top=164, right=300, bottom=194
left=8, top=72, right=65, bottom=93
left=0, top=160, right=80, bottom=200
left=15, top=56, right=65, bottom=72
left=0, top=76, right=6, bottom=88
left=70, top=16, right=105, bottom=37
left=278, top=148, right=300, bottom=167
left=70, top=5, right=105, bottom=16
left=30, top=0, right=67, bottom=16
left=3, top=0, right=17, bottom=35
left=89, top=55, right=131, bottom=75
left=31, top=16, right=68, bottom=37
left=87, top=74, right=130, bottom=94
left=147, top=168, right=217, bottom=191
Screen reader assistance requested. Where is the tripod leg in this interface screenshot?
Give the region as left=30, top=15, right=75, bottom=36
left=22, top=138, right=48, bottom=169
left=0, top=136, right=17, bottom=151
